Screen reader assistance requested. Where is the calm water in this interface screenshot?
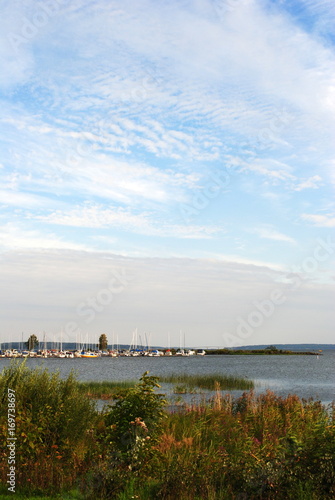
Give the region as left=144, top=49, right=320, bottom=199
left=1, top=351, right=334, bottom=405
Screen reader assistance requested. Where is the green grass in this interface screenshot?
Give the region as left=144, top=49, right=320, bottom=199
left=0, top=488, right=85, bottom=499
left=77, top=380, right=137, bottom=399
left=159, top=372, right=254, bottom=391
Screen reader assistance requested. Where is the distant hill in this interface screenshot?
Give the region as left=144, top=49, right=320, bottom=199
left=232, top=344, right=334, bottom=351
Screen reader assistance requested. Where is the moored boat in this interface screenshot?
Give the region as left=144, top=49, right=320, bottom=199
left=80, top=351, right=99, bottom=358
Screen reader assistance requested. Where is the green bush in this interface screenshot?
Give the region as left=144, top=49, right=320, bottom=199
left=0, top=360, right=98, bottom=494
left=84, top=372, right=167, bottom=498
left=104, top=371, right=167, bottom=455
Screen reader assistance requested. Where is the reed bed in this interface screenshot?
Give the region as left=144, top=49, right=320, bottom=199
left=159, top=372, right=254, bottom=391
left=77, top=380, right=137, bottom=399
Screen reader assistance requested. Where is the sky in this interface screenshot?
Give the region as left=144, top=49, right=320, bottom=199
left=0, top=0, right=334, bottom=348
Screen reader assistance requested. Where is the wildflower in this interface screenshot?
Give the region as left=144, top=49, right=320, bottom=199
left=130, top=417, right=148, bottom=432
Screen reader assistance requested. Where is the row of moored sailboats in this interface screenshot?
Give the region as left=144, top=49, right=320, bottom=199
left=0, top=348, right=206, bottom=358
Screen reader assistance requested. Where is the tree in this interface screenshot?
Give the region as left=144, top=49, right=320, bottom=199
left=98, top=333, right=108, bottom=351
left=25, top=334, right=39, bottom=351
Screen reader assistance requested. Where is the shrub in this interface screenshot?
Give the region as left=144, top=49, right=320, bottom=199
left=104, top=371, right=166, bottom=455
left=0, top=360, right=98, bottom=494
left=84, top=372, right=167, bottom=498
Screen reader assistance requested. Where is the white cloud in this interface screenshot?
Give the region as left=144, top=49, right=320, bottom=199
left=252, top=225, right=296, bottom=244
left=0, top=224, right=89, bottom=252
left=0, top=112, right=199, bottom=207
left=0, top=188, right=51, bottom=208
left=293, top=175, right=322, bottom=191
left=203, top=252, right=287, bottom=273
left=35, top=205, right=221, bottom=239
left=242, top=158, right=295, bottom=182
left=301, top=213, right=335, bottom=227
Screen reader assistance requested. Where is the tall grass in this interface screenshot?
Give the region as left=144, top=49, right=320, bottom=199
left=77, top=380, right=137, bottom=399
left=0, top=360, right=98, bottom=496
left=150, top=390, right=335, bottom=499
left=159, top=372, right=254, bottom=391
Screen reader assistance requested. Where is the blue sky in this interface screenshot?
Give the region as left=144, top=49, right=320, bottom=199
left=0, top=0, right=334, bottom=347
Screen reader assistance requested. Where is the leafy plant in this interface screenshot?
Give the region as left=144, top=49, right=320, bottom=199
left=105, top=371, right=166, bottom=456
left=83, top=372, right=167, bottom=498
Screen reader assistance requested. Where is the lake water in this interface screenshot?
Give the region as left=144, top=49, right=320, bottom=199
left=1, top=350, right=334, bottom=405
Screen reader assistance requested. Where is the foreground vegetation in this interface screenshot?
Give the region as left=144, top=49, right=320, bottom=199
left=1, top=361, right=334, bottom=499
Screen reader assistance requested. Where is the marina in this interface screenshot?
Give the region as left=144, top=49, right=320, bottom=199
left=0, top=348, right=205, bottom=358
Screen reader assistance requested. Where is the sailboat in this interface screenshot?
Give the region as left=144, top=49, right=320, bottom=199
left=80, top=351, right=99, bottom=358
left=80, top=332, right=99, bottom=357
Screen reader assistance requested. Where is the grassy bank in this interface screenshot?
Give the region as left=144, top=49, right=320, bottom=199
left=1, top=362, right=334, bottom=499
